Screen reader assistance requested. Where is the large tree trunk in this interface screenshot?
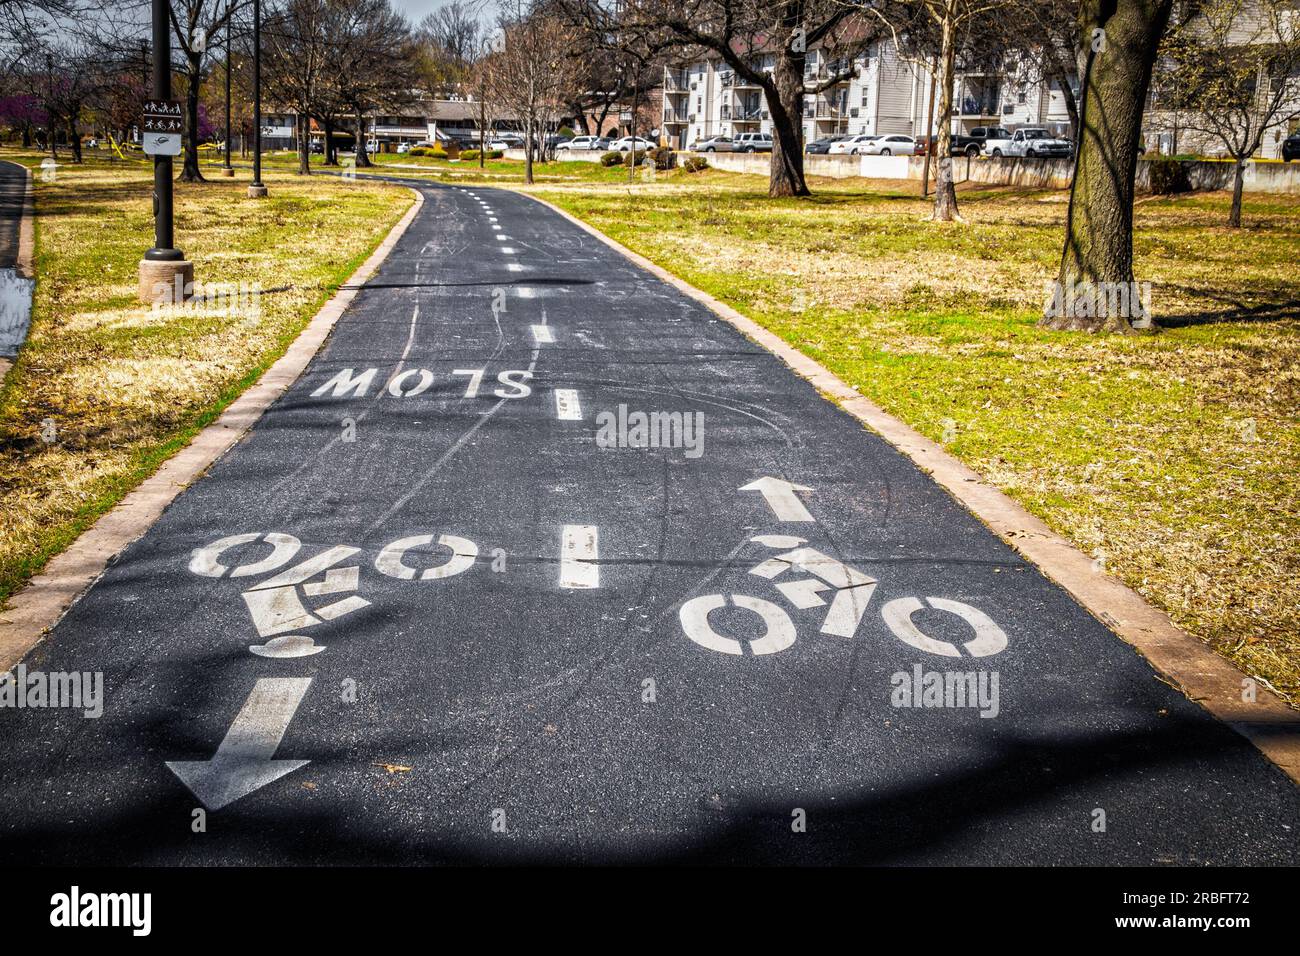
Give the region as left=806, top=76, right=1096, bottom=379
left=768, top=45, right=809, bottom=198
left=1229, top=159, right=1245, bottom=227
left=323, top=116, right=336, bottom=166
left=297, top=113, right=310, bottom=174
left=180, top=52, right=204, bottom=182
left=68, top=118, right=82, bottom=162
left=353, top=108, right=372, bottom=167
left=932, top=7, right=961, bottom=221
left=1041, top=0, right=1174, bottom=332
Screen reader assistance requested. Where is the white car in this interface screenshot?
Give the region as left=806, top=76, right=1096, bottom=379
left=999, top=127, right=1072, bottom=159
left=556, top=135, right=606, bottom=151
left=862, top=134, right=917, bottom=156
left=487, top=135, right=524, bottom=150
left=610, top=136, right=656, bottom=152
left=395, top=142, right=412, bottom=154
left=828, top=134, right=880, bottom=155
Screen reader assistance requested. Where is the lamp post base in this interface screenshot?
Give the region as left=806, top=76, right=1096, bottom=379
left=221, top=167, right=234, bottom=177
left=138, top=258, right=194, bottom=305
left=247, top=184, right=268, bottom=198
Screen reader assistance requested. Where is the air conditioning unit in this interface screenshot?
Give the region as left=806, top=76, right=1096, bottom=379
left=850, top=107, right=860, bottom=118
left=761, top=110, right=769, bottom=119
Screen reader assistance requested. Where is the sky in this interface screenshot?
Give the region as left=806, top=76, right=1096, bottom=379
left=392, top=0, right=483, bottom=25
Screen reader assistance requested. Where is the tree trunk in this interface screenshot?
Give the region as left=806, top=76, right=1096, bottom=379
left=354, top=108, right=372, bottom=167
left=479, top=98, right=486, bottom=168
left=21, top=123, right=31, bottom=148
left=1229, top=160, right=1245, bottom=227
left=296, top=113, right=310, bottom=174
left=180, top=52, right=204, bottom=182
left=323, top=117, right=336, bottom=166
left=1041, top=0, right=1174, bottom=332
left=68, top=118, right=82, bottom=162
left=524, top=116, right=535, bottom=184
left=767, top=48, right=809, bottom=198
left=932, top=8, right=961, bottom=222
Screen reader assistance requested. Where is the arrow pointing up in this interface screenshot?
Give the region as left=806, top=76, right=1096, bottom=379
left=739, top=476, right=815, bottom=522
left=166, top=677, right=312, bottom=811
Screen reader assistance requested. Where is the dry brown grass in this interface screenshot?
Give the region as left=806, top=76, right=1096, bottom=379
left=0, top=149, right=412, bottom=603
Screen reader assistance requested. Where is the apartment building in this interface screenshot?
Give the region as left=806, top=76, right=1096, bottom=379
left=661, top=42, right=1075, bottom=149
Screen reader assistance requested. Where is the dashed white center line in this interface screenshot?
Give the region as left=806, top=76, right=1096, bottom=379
left=531, top=324, right=554, bottom=344
left=554, top=388, right=581, bottom=420
left=560, top=525, right=599, bottom=589
left=506, top=263, right=523, bottom=272
left=491, top=224, right=501, bottom=230
left=495, top=235, right=509, bottom=241
left=501, top=247, right=517, bottom=255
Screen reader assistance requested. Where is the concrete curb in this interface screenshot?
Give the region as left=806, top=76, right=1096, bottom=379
left=523, top=191, right=1300, bottom=785
left=0, top=186, right=425, bottom=671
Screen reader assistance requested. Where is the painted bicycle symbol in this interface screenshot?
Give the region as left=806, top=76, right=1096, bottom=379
left=679, top=534, right=1008, bottom=658
left=189, top=531, right=479, bottom=657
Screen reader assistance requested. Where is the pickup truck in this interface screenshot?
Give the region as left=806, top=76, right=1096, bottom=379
left=950, top=126, right=1010, bottom=157
left=988, top=127, right=1072, bottom=159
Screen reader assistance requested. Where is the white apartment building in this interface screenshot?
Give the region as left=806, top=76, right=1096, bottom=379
left=661, top=42, right=1075, bottom=149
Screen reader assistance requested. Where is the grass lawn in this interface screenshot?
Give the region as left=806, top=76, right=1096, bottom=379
left=0, top=146, right=412, bottom=606
left=528, top=166, right=1300, bottom=706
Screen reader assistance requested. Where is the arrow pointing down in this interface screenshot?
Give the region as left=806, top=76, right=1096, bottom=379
left=166, top=677, right=312, bottom=811
left=739, top=476, right=815, bottom=522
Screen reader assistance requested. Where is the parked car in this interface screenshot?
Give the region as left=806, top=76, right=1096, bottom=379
left=556, top=135, right=609, bottom=151
left=828, top=134, right=879, bottom=155
left=733, top=132, right=773, bottom=153
left=610, top=135, right=656, bottom=152
left=805, top=135, right=847, bottom=154
left=862, top=134, right=918, bottom=156
left=690, top=135, right=733, bottom=152
left=1283, top=133, right=1300, bottom=162
left=999, top=127, right=1072, bottom=158
left=951, top=126, right=1011, bottom=156
left=487, top=134, right=524, bottom=150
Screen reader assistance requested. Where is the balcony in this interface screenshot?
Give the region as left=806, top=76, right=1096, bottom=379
left=663, top=69, right=690, bottom=93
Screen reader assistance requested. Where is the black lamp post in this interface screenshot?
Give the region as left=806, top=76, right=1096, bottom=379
left=248, top=0, right=267, bottom=197
left=138, top=0, right=193, bottom=302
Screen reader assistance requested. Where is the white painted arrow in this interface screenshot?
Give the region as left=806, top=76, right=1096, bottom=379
left=739, top=477, right=815, bottom=522
left=166, top=677, right=312, bottom=811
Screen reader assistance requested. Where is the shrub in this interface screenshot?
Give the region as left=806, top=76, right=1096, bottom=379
left=600, top=151, right=623, bottom=166
left=623, top=149, right=648, bottom=167
left=682, top=155, right=709, bottom=173
left=407, top=146, right=429, bottom=157
left=1147, top=156, right=1191, bottom=195
left=648, top=146, right=676, bottom=170
left=461, top=149, right=479, bottom=161
left=557, top=126, right=576, bottom=139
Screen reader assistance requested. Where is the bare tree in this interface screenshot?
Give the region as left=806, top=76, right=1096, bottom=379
left=329, top=0, right=412, bottom=168
left=1157, top=0, right=1300, bottom=226
left=170, top=0, right=251, bottom=181
left=482, top=4, right=582, bottom=184
left=614, top=0, right=882, bottom=197
left=261, top=0, right=330, bottom=174
left=414, top=0, right=482, bottom=98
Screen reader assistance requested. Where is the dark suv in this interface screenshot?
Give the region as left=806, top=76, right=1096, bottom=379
left=1283, top=133, right=1300, bottom=161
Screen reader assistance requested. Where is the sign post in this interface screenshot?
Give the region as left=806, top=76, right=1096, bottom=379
left=137, top=0, right=193, bottom=304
